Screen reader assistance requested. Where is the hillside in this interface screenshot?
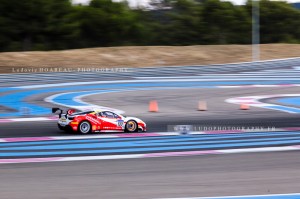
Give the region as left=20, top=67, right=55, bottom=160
left=0, top=44, right=300, bottom=73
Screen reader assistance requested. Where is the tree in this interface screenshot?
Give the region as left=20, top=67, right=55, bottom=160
left=0, top=0, right=76, bottom=51
left=43, top=0, right=78, bottom=50
left=248, top=0, right=300, bottom=43
left=201, top=0, right=251, bottom=44
left=72, top=0, right=145, bottom=47
left=167, top=0, right=203, bottom=45
left=0, top=0, right=300, bottom=52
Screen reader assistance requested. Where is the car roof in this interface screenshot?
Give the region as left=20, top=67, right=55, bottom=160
left=89, top=109, right=116, bottom=113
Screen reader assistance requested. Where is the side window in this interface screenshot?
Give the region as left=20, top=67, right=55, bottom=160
left=113, top=113, right=120, bottom=119
left=103, top=111, right=114, bottom=118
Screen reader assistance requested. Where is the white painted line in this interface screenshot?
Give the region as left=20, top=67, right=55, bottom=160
left=221, top=146, right=297, bottom=154
left=44, top=91, right=124, bottom=114
left=226, top=94, right=300, bottom=114
left=155, top=193, right=300, bottom=199
left=220, top=84, right=300, bottom=88
left=10, top=117, right=56, bottom=122
left=61, top=154, right=144, bottom=161
left=73, top=91, right=124, bottom=114
left=245, top=70, right=299, bottom=73
left=246, top=71, right=300, bottom=73
left=252, top=85, right=279, bottom=87
left=294, top=66, right=300, bottom=70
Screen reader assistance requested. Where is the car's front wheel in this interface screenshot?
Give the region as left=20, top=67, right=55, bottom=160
left=78, top=121, right=91, bottom=134
left=125, top=120, right=138, bottom=133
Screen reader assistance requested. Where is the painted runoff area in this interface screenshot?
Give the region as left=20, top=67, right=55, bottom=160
left=1, top=78, right=300, bottom=117
left=48, top=88, right=300, bottom=115
left=277, top=97, right=300, bottom=107
left=1, top=129, right=300, bottom=164
left=226, top=94, right=300, bottom=114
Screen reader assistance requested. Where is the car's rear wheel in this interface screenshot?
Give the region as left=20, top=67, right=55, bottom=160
left=125, top=120, right=138, bottom=133
left=58, top=124, right=73, bottom=133
left=58, top=124, right=65, bottom=130
left=78, top=121, right=91, bottom=134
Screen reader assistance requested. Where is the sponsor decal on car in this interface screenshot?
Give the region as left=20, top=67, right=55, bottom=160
left=86, top=116, right=101, bottom=124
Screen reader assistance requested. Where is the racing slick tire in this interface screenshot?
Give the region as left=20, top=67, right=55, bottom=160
left=58, top=124, right=73, bottom=133
left=78, top=121, right=91, bottom=134
left=58, top=124, right=65, bottom=130
left=125, top=120, right=138, bottom=133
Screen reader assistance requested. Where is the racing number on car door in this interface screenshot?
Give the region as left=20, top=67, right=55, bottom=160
left=117, top=120, right=124, bottom=127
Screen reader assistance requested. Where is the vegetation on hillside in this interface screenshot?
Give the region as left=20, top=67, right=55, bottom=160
left=0, top=0, right=300, bottom=52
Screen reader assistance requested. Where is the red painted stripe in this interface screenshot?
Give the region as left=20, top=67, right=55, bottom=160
left=0, top=157, right=62, bottom=163
left=117, top=133, right=161, bottom=138
left=3, top=137, right=55, bottom=142
left=0, top=119, right=12, bottom=122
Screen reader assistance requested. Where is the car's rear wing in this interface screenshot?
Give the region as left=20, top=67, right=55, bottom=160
left=52, top=107, right=64, bottom=118
left=52, top=107, right=63, bottom=114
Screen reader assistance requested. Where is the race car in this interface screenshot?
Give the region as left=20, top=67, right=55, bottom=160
left=52, top=108, right=146, bottom=134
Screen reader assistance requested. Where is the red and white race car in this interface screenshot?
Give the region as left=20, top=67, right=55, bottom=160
left=52, top=108, right=146, bottom=134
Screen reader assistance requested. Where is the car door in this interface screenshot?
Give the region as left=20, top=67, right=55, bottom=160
left=99, top=111, right=123, bottom=130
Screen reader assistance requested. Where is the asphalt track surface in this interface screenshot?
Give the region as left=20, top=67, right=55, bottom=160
left=1, top=58, right=300, bottom=198
left=1, top=152, right=300, bottom=199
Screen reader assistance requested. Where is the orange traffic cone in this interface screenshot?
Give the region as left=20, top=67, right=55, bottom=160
left=149, top=100, right=159, bottom=112
left=198, top=101, right=207, bottom=111
left=240, top=104, right=249, bottom=110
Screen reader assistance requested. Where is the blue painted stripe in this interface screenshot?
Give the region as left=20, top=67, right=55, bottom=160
left=1, top=136, right=300, bottom=157
left=2, top=135, right=300, bottom=151
left=0, top=88, right=20, bottom=93
left=1, top=131, right=299, bottom=148
left=277, top=97, right=300, bottom=107
left=264, top=105, right=300, bottom=113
